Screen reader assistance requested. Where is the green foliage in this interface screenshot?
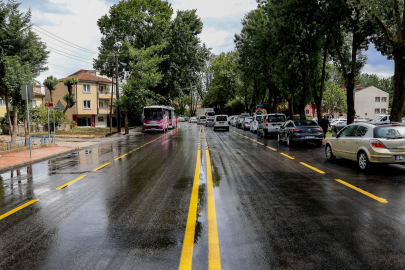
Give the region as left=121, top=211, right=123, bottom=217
left=63, top=78, right=78, bottom=114
left=43, top=75, right=58, bottom=102
left=63, top=93, right=76, bottom=109
left=322, top=83, right=347, bottom=115
left=34, top=103, right=66, bottom=126
left=225, top=99, right=245, bottom=115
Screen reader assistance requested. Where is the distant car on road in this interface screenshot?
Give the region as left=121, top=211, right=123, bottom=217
left=277, top=119, right=323, bottom=147
left=258, top=113, right=287, bottom=138
left=236, top=115, right=250, bottom=129
left=250, top=115, right=263, bottom=133
left=197, top=115, right=207, bottom=125
left=242, top=117, right=253, bottom=130
left=189, top=117, right=197, bottom=123
left=214, top=115, right=229, bottom=131
left=325, top=122, right=405, bottom=170
left=178, top=117, right=185, bottom=122
left=205, top=118, right=214, bottom=127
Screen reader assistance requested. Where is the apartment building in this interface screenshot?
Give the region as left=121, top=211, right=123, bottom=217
left=45, top=71, right=114, bottom=127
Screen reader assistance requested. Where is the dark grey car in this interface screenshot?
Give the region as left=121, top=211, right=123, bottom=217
left=277, top=120, right=324, bottom=147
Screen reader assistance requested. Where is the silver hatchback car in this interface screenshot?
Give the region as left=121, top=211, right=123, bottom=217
left=325, top=122, right=405, bottom=170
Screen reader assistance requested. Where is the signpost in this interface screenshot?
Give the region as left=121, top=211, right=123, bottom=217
left=256, top=104, right=263, bottom=115
left=45, top=103, right=53, bottom=143
left=21, top=85, right=34, bottom=158
left=53, top=100, right=65, bottom=144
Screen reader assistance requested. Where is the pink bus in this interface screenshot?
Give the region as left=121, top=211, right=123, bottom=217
left=142, top=105, right=175, bottom=132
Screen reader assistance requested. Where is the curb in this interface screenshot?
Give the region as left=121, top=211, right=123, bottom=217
left=0, top=147, right=80, bottom=173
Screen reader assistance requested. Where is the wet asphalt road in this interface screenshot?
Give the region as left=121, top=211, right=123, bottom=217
left=1, top=123, right=405, bottom=269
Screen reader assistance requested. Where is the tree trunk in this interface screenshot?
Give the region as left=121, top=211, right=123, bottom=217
left=12, top=104, right=18, bottom=141
left=390, top=52, right=405, bottom=121
left=244, top=93, right=248, bottom=112
left=125, top=108, right=129, bottom=135
left=50, top=90, right=53, bottom=103
left=288, top=98, right=294, bottom=120
left=345, top=73, right=356, bottom=124
left=272, top=87, right=278, bottom=113
left=5, top=93, right=13, bottom=137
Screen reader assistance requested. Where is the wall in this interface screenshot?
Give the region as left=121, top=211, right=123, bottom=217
left=354, top=86, right=389, bottom=119
left=95, top=114, right=107, bottom=127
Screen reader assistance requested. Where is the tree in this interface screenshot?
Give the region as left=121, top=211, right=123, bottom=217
left=0, top=0, right=49, bottom=140
left=322, top=83, right=347, bottom=115
left=62, top=78, right=78, bottom=115
left=359, top=0, right=405, bottom=121
left=43, top=75, right=58, bottom=103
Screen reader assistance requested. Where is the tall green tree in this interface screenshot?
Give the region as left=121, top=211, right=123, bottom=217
left=322, top=83, right=347, bottom=115
left=62, top=78, right=78, bottom=115
left=43, top=75, right=58, bottom=103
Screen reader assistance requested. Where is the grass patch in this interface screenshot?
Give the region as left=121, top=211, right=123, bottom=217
left=26, top=127, right=124, bottom=137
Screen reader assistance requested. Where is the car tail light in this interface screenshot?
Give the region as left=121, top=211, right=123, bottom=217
left=285, top=118, right=287, bottom=121
left=315, top=128, right=323, bottom=132
left=392, top=124, right=400, bottom=126
left=245, top=121, right=249, bottom=123
left=266, top=119, right=268, bottom=123
left=370, top=139, right=386, bottom=148
left=291, top=129, right=302, bottom=133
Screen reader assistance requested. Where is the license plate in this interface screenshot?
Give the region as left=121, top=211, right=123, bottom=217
left=395, top=155, right=405, bottom=160
left=305, top=136, right=315, bottom=139
left=219, top=122, right=224, bottom=124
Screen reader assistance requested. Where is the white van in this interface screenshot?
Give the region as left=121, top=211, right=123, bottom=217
left=258, top=113, right=287, bottom=137
left=214, top=115, right=229, bottom=131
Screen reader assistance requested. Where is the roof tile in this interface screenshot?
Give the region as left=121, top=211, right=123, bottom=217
left=58, top=73, right=112, bottom=83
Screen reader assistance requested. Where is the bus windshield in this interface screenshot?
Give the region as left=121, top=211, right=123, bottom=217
left=144, top=108, right=163, bottom=120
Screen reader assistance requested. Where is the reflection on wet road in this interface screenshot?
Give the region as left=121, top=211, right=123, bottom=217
left=1, top=123, right=405, bottom=269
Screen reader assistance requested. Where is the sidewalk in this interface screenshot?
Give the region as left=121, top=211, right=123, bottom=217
left=0, top=128, right=142, bottom=173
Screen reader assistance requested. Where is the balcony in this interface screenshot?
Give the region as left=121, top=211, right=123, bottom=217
left=99, top=107, right=113, bottom=114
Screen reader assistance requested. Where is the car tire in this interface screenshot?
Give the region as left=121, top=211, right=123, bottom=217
left=263, top=130, right=267, bottom=138
left=325, top=144, right=336, bottom=161
left=226, top=127, right=229, bottom=131
left=214, top=127, right=216, bottom=131
left=277, top=133, right=282, bottom=144
left=357, top=151, right=370, bottom=171
left=286, top=134, right=293, bottom=147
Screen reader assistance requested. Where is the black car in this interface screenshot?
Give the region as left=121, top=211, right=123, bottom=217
left=277, top=119, right=324, bottom=147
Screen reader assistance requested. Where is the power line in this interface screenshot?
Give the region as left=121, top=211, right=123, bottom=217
left=48, top=49, right=94, bottom=64
left=47, top=63, right=86, bottom=70
left=47, top=46, right=95, bottom=61
left=32, top=24, right=99, bottom=55
left=41, top=37, right=98, bottom=58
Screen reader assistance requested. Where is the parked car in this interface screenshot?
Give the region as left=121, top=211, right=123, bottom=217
left=325, top=122, right=405, bottom=170
left=242, top=117, right=253, bottom=130
left=331, top=121, right=347, bottom=133
left=231, top=116, right=238, bottom=127
left=228, top=115, right=237, bottom=125
left=258, top=113, right=287, bottom=137
left=214, top=115, right=229, bottom=131
left=369, top=115, right=390, bottom=124
left=178, top=116, right=185, bottom=122
left=277, top=119, right=323, bottom=147
left=189, top=117, right=197, bottom=123
left=205, top=118, right=214, bottom=127
left=236, top=115, right=250, bottom=129
left=197, top=115, right=207, bottom=125
left=250, top=115, right=263, bottom=133
left=182, top=116, right=189, bottom=122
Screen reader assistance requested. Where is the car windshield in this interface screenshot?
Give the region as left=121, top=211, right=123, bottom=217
left=207, top=119, right=213, bottom=122
left=207, top=112, right=215, bottom=116
left=144, top=108, right=163, bottom=120
left=374, top=126, right=405, bottom=139
left=268, top=115, right=285, bottom=122
left=374, top=116, right=384, bottom=121
left=245, top=117, right=253, bottom=121
left=256, top=116, right=262, bottom=121
left=293, top=120, right=318, bottom=126
left=216, top=116, right=227, bottom=121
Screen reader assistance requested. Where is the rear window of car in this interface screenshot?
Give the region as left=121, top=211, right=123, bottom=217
left=268, top=115, right=285, bottom=122
left=293, top=120, right=318, bottom=126
left=374, top=126, right=405, bottom=139
left=200, top=116, right=206, bottom=119
left=207, top=118, right=213, bottom=122
left=216, top=116, right=227, bottom=121
left=245, top=117, right=253, bottom=121
left=255, top=116, right=262, bottom=121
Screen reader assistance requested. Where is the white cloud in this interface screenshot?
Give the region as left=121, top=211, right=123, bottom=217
left=362, top=64, right=394, bottom=78
left=171, top=0, right=257, bottom=18
left=200, top=27, right=233, bottom=53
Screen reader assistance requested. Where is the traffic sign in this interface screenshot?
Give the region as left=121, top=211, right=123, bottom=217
left=45, top=103, right=54, bottom=108
left=21, top=85, right=34, bottom=100
left=54, top=100, right=64, bottom=111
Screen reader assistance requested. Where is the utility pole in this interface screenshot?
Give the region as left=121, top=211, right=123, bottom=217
left=109, top=66, right=114, bottom=133
left=116, top=55, right=121, bottom=132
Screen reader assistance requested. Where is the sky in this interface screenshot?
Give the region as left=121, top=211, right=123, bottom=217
left=18, top=0, right=394, bottom=87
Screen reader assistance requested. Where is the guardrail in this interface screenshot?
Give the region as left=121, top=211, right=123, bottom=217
left=0, top=136, right=55, bottom=151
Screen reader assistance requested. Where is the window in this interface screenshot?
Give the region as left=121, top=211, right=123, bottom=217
left=382, top=97, right=387, bottom=102
left=306, top=110, right=309, bottom=114
left=338, top=125, right=355, bottom=137
left=98, top=117, right=104, bottom=122
left=83, top=84, right=91, bottom=93
left=352, top=126, right=368, bottom=137
left=30, top=100, right=37, bottom=108
left=99, top=85, right=104, bottom=93
left=381, top=109, right=386, bottom=114
left=375, top=108, right=380, bottom=114
left=99, top=101, right=104, bottom=108
left=0, top=99, right=6, bottom=106
left=83, top=100, right=91, bottom=109
left=375, top=97, right=380, bottom=102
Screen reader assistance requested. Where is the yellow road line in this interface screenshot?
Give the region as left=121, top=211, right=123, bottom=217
left=56, top=175, right=87, bottom=190
left=257, top=142, right=265, bottom=145
left=280, top=153, right=295, bottom=159
left=206, top=149, right=221, bottom=269
left=266, top=146, right=277, bottom=151
left=93, top=162, right=111, bottom=172
left=114, top=154, right=128, bottom=161
left=336, top=179, right=388, bottom=203
left=0, top=200, right=38, bottom=221
left=300, top=162, right=325, bottom=174
left=179, top=150, right=201, bottom=270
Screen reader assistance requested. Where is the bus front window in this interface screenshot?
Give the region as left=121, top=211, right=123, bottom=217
left=144, top=109, right=163, bottom=120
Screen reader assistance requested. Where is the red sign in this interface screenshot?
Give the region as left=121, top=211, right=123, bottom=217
left=45, top=103, right=54, bottom=108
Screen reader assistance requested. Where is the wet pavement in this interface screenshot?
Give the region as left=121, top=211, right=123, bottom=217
left=1, top=123, right=405, bottom=269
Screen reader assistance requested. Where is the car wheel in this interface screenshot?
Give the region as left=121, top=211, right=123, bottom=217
left=226, top=127, right=229, bottom=131
left=286, top=134, right=293, bottom=147
left=325, top=144, right=335, bottom=161
left=358, top=151, right=370, bottom=171
left=263, top=130, right=267, bottom=138
left=277, top=133, right=282, bottom=144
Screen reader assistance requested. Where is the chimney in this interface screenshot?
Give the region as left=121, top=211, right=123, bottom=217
left=356, top=85, right=363, bottom=90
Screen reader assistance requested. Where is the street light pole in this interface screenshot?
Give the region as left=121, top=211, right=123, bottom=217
left=110, top=65, right=114, bottom=133
left=115, top=55, right=121, bottom=132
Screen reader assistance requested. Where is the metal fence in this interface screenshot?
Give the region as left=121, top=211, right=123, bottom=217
left=0, top=136, right=55, bottom=151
